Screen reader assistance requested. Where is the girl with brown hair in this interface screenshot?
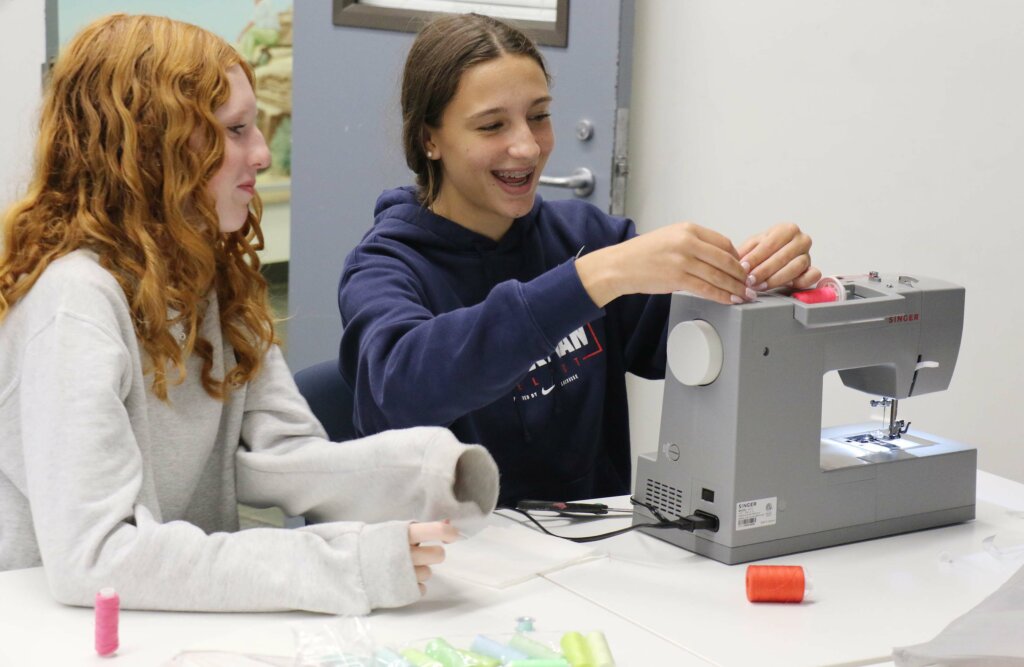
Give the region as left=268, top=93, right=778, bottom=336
left=339, top=13, right=820, bottom=506
left=0, top=13, right=497, bottom=614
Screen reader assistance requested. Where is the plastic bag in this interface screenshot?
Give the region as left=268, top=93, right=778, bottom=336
left=893, top=559, right=1024, bottom=666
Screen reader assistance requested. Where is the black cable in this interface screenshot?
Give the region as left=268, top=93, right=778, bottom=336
left=500, top=497, right=718, bottom=543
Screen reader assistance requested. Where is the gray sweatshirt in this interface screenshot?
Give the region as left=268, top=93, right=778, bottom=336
left=0, top=250, right=499, bottom=614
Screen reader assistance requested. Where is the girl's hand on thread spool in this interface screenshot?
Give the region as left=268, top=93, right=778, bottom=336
left=408, top=520, right=460, bottom=595
left=738, top=223, right=820, bottom=291
left=576, top=222, right=751, bottom=307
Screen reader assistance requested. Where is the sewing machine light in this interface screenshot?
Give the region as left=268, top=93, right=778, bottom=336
left=667, top=319, right=723, bottom=386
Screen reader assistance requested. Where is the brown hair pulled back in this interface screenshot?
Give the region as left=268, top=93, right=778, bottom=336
left=401, top=13, right=550, bottom=207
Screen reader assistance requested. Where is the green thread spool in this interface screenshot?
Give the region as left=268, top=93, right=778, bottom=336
left=454, top=649, right=500, bottom=667
left=401, top=648, right=444, bottom=667
left=585, top=632, right=615, bottom=667
left=560, top=632, right=594, bottom=667
left=423, top=638, right=501, bottom=667
left=424, top=639, right=464, bottom=667
left=509, top=633, right=562, bottom=660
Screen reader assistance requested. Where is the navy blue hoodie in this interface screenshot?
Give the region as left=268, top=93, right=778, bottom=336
left=339, top=186, right=669, bottom=506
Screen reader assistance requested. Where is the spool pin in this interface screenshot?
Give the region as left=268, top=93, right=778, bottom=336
left=746, top=565, right=811, bottom=603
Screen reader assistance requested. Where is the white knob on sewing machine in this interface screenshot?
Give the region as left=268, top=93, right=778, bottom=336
left=667, top=319, right=724, bottom=386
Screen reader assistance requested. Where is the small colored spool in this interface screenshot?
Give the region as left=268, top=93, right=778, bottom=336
left=471, top=635, right=529, bottom=663
left=516, top=615, right=536, bottom=632
left=94, top=587, right=119, bottom=657
left=791, top=276, right=845, bottom=304
left=424, top=639, right=463, bottom=667
left=508, top=633, right=563, bottom=660
left=424, top=638, right=499, bottom=667
left=455, top=649, right=500, bottom=667
left=401, top=648, right=444, bottom=667
left=585, top=632, right=615, bottom=667
left=560, top=632, right=593, bottom=667
left=746, top=565, right=807, bottom=603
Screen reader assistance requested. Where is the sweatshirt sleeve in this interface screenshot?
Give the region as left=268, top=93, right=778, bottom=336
left=602, top=218, right=671, bottom=380
left=615, top=290, right=671, bottom=379
left=235, top=345, right=500, bottom=527
left=20, top=310, right=496, bottom=614
left=340, top=252, right=605, bottom=433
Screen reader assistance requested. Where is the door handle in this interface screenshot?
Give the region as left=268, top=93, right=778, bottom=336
left=539, top=167, right=594, bottom=198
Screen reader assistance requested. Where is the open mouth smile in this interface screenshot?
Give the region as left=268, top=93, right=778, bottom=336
left=491, top=168, right=535, bottom=191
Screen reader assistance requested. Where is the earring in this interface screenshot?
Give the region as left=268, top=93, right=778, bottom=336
left=426, top=150, right=433, bottom=159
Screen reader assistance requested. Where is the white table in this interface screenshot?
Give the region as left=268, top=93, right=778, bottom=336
left=1, top=471, right=1020, bottom=667
left=0, top=553, right=709, bottom=666
left=533, top=470, right=1024, bottom=667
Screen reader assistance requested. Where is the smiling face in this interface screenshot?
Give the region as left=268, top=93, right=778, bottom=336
left=423, top=54, right=554, bottom=239
left=206, top=65, right=270, bottom=233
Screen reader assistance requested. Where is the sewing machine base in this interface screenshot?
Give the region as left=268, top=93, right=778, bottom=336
left=633, top=427, right=976, bottom=564
left=635, top=502, right=975, bottom=564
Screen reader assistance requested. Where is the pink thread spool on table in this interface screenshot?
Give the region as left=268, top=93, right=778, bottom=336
left=95, top=587, right=119, bottom=656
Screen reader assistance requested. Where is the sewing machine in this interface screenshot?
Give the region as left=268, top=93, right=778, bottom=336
left=632, top=272, right=975, bottom=564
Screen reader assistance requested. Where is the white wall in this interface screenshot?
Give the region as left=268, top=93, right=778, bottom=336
left=0, top=0, right=45, bottom=217
left=626, top=0, right=1024, bottom=483
left=0, top=0, right=45, bottom=208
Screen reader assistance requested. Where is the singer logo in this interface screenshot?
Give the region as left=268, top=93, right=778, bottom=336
left=888, top=313, right=920, bottom=324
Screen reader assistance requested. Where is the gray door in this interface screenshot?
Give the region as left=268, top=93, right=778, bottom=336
left=287, top=0, right=635, bottom=371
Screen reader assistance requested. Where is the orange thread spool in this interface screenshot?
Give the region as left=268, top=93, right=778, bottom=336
left=746, top=565, right=806, bottom=603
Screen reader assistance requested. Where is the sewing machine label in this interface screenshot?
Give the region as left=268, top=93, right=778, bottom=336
left=735, top=497, right=777, bottom=531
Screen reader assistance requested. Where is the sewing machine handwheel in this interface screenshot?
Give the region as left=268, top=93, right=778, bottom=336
left=667, top=319, right=723, bottom=386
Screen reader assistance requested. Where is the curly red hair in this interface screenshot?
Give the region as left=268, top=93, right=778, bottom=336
left=0, top=13, right=277, bottom=400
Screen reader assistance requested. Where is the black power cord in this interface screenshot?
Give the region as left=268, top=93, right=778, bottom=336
left=504, top=497, right=719, bottom=543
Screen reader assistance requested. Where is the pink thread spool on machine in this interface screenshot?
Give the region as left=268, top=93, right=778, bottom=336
left=791, top=276, right=846, bottom=304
